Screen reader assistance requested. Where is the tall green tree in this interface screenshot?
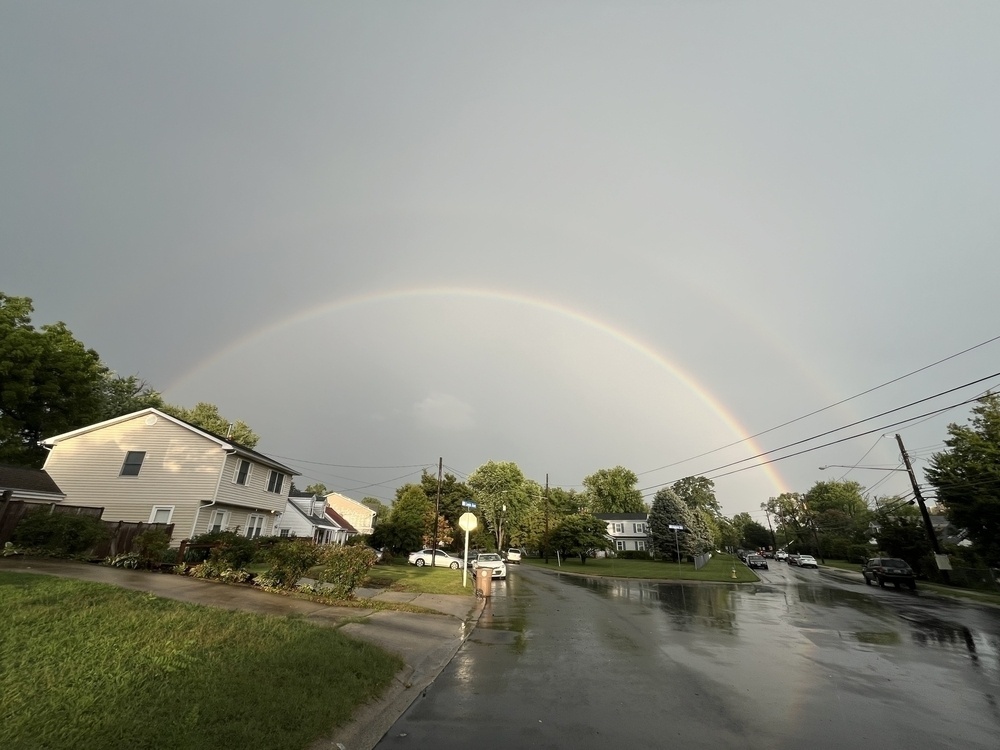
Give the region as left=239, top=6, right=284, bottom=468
left=468, top=461, right=529, bottom=551
left=376, top=484, right=433, bottom=554
left=803, top=480, right=873, bottom=560
left=98, top=372, right=165, bottom=420
left=582, top=466, right=646, bottom=514
left=648, top=487, right=696, bottom=561
left=671, top=476, right=721, bottom=516
left=0, top=294, right=105, bottom=467
left=926, top=393, right=1000, bottom=564
left=419, top=470, right=473, bottom=530
left=303, top=483, right=328, bottom=496
left=549, top=513, right=610, bottom=564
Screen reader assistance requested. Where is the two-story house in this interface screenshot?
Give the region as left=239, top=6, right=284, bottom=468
left=40, top=408, right=298, bottom=545
left=595, top=512, right=650, bottom=553
left=277, top=489, right=353, bottom=545
left=324, top=492, right=375, bottom=536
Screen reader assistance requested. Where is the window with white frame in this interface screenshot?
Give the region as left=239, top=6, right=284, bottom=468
left=633, top=522, right=647, bottom=534
left=612, top=522, right=624, bottom=534
left=266, top=470, right=284, bottom=494
left=120, top=451, right=146, bottom=476
left=615, top=540, right=626, bottom=551
left=246, top=514, right=265, bottom=538
left=279, top=529, right=289, bottom=538
left=209, top=510, right=228, bottom=533
left=636, top=540, right=648, bottom=551
left=234, top=460, right=251, bottom=485
left=149, top=506, right=173, bottom=524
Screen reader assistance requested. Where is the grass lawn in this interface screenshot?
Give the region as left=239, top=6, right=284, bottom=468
left=360, top=560, right=476, bottom=595
left=0, top=572, right=403, bottom=750
left=522, top=553, right=759, bottom=582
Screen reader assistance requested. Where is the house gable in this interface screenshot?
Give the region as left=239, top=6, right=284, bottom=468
left=40, top=408, right=297, bottom=541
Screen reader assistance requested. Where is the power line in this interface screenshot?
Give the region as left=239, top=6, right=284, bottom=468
left=639, top=374, right=1000, bottom=493
left=638, top=333, right=1000, bottom=476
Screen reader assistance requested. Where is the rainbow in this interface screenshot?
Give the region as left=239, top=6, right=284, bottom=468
left=166, top=285, right=790, bottom=494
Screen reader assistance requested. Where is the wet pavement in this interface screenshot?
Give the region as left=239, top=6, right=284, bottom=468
left=376, top=561, right=1000, bottom=750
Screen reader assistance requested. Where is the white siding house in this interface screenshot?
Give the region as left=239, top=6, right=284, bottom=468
left=595, top=513, right=651, bottom=552
left=40, top=408, right=298, bottom=545
left=276, top=490, right=351, bottom=545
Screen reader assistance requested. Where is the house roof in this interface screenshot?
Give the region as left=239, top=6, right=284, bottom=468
left=325, top=507, right=358, bottom=534
left=324, top=491, right=376, bottom=517
left=286, top=497, right=340, bottom=530
left=39, top=408, right=298, bottom=476
left=0, top=465, right=65, bottom=497
left=594, top=513, right=649, bottom=521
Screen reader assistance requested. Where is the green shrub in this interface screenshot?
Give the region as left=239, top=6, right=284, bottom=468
left=262, top=540, right=321, bottom=589
left=187, top=531, right=256, bottom=569
left=317, top=545, right=378, bottom=599
left=134, top=529, right=171, bottom=567
left=12, top=510, right=109, bottom=556
left=615, top=550, right=653, bottom=560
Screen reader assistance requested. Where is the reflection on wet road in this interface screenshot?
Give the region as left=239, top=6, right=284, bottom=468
left=377, top=562, right=1000, bottom=749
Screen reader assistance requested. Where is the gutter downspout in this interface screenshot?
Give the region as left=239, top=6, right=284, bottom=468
left=191, top=449, right=231, bottom=538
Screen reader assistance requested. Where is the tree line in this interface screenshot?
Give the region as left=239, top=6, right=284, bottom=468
left=1, top=293, right=258, bottom=468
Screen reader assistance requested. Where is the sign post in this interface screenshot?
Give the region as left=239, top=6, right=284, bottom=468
left=668, top=524, right=685, bottom=569
left=458, top=508, right=478, bottom=587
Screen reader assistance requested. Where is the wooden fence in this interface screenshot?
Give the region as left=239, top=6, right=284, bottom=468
left=0, top=499, right=104, bottom=546
left=0, top=499, right=174, bottom=558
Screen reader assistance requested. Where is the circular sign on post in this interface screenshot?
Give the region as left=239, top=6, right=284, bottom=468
left=458, top=512, right=478, bottom=532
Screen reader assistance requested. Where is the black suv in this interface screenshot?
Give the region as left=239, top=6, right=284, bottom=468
left=862, top=557, right=916, bottom=590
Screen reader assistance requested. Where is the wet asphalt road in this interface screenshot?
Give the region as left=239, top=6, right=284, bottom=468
left=375, top=560, right=1000, bottom=750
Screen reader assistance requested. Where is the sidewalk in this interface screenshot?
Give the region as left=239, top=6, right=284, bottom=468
left=0, top=556, right=483, bottom=750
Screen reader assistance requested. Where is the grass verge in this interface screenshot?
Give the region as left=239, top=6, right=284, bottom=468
left=359, top=560, right=476, bottom=595
left=0, top=572, right=403, bottom=750
left=522, top=554, right=759, bottom=582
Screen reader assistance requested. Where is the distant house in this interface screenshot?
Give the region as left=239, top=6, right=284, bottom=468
left=0, top=465, right=66, bottom=504
left=595, top=512, right=650, bottom=553
left=324, top=492, right=375, bottom=536
left=39, top=408, right=298, bottom=545
left=277, top=489, right=352, bottom=545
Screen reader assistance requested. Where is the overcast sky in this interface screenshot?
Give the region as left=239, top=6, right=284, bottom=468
left=4, top=2, right=999, bottom=519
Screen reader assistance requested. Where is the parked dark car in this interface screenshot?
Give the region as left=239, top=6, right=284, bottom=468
left=746, top=554, right=768, bottom=570
left=862, top=557, right=916, bottom=590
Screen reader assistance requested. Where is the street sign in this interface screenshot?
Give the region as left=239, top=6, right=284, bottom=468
left=668, top=524, right=685, bottom=530
left=458, top=512, right=478, bottom=532
left=461, top=500, right=477, bottom=508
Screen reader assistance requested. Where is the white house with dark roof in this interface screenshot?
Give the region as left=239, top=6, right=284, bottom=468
left=277, top=489, right=351, bottom=545
left=39, top=408, right=298, bottom=544
left=595, top=512, right=651, bottom=552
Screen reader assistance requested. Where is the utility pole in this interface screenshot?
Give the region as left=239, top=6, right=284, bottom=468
left=895, top=434, right=949, bottom=583
left=432, top=457, right=442, bottom=567
left=544, top=474, right=550, bottom=564
left=764, top=502, right=777, bottom=551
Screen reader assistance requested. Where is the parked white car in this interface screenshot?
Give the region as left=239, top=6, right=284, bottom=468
left=796, top=555, right=819, bottom=568
left=471, top=552, right=507, bottom=579
left=407, top=548, right=462, bottom=569
left=505, top=548, right=523, bottom=564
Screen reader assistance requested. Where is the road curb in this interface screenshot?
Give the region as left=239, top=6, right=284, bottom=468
left=311, top=594, right=487, bottom=750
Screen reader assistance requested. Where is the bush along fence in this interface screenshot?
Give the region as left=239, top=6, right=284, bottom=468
left=1, top=498, right=173, bottom=561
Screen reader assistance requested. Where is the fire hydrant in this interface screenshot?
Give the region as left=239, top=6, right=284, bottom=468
left=731, top=567, right=737, bottom=579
